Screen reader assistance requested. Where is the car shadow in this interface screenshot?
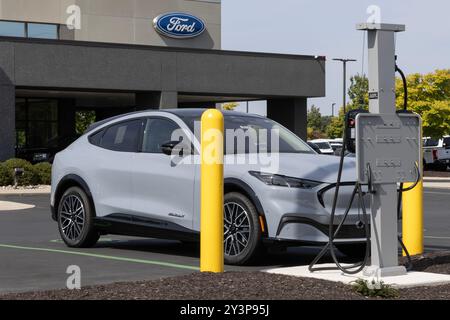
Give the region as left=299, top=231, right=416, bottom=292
left=93, top=237, right=362, bottom=268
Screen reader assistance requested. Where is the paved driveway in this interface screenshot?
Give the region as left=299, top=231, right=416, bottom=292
left=0, top=187, right=448, bottom=293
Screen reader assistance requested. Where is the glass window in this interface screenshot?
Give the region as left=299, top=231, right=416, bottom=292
left=314, top=142, right=332, bottom=149
left=89, top=130, right=104, bottom=146
left=182, top=114, right=314, bottom=154
left=28, top=23, right=58, bottom=39
left=0, top=21, right=25, bottom=37
left=100, top=120, right=142, bottom=152
left=424, top=139, right=439, bottom=147
left=28, top=99, right=58, bottom=121
left=15, top=99, right=59, bottom=150
left=443, top=137, right=450, bottom=148
left=142, top=118, right=182, bottom=153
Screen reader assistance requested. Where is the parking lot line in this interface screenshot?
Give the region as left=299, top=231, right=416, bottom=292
left=424, top=236, right=450, bottom=240
left=0, top=243, right=199, bottom=271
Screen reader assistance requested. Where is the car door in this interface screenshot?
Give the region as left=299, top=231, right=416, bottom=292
left=131, top=116, right=196, bottom=230
left=87, top=118, right=144, bottom=217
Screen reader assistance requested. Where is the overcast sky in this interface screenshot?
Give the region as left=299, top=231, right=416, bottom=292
left=221, top=0, right=450, bottom=116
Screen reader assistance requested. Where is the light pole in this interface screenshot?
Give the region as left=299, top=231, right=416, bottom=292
left=333, top=58, right=357, bottom=114
left=331, top=103, right=336, bottom=117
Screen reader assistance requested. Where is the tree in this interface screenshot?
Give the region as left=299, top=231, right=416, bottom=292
left=348, top=74, right=369, bottom=110
left=222, top=102, right=238, bottom=111
left=307, top=105, right=329, bottom=139
left=76, top=111, right=96, bottom=135
left=395, top=69, right=450, bottom=138
left=326, top=74, right=369, bottom=138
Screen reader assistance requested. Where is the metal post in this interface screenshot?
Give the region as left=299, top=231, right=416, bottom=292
left=333, top=58, right=356, bottom=114
left=357, top=23, right=407, bottom=277
left=332, top=103, right=336, bottom=117
left=200, top=109, right=224, bottom=273
left=402, top=131, right=424, bottom=256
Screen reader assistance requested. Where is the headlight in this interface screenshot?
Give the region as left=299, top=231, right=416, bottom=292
left=249, top=171, right=321, bottom=189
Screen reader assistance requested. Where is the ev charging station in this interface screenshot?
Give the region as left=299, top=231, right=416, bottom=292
left=355, top=23, right=421, bottom=277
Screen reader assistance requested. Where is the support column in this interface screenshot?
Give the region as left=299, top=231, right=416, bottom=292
left=0, top=84, right=15, bottom=161
left=267, top=98, right=307, bottom=141
left=159, top=91, right=178, bottom=109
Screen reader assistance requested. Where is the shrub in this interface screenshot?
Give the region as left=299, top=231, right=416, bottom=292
left=0, top=163, right=13, bottom=186
left=34, top=162, right=52, bottom=185
left=3, top=158, right=40, bottom=186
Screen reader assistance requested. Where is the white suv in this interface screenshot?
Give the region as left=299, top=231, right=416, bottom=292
left=51, top=109, right=365, bottom=265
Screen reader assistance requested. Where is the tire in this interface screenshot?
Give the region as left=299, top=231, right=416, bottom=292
left=336, top=243, right=368, bottom=258
left=223, top=192, right=263, bottom=265
left=57, top=186, right=100, bottom=248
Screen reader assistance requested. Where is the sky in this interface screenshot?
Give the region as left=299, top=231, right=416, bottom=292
left=221, top=0, right=450, bottom=116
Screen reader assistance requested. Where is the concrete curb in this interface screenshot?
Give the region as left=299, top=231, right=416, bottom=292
left=0, top=186, right=51, bottom=195
left=265, top=264, right=450, bottom=289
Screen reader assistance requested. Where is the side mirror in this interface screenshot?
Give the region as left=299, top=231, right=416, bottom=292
left=161, top=141, right=191, bottom=156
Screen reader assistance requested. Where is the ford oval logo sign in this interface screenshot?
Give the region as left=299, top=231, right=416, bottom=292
left=153, top=12, right=205, bottom=39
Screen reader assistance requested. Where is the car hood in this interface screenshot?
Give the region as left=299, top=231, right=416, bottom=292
left=225, top=153, right=357, bottom=184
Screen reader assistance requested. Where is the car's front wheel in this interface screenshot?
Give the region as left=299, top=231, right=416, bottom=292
left=223, top=192, right=263, bottom=265
left=57, top=186, right=100, bottom=248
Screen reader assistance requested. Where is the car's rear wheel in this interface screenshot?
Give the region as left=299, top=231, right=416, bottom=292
left=223, top=192, right=263, bottom=265
left=57, top=186, right=100, bottom=248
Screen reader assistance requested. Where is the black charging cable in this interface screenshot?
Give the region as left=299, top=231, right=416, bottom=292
left=309, top=130, right=371, bottom=274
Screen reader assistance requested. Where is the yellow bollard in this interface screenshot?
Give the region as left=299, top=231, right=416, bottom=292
left=402, top=178, right=424, bottom=256
left=200, top=109, right=224, bottom=273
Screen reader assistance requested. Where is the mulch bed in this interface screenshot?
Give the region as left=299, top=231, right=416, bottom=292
left=2, top=252, right=450, bottom=300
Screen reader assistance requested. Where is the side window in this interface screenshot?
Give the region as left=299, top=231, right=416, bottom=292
left=89, top=130, right=104, bottom=146
left=99, top=119, right=143, bottom=152
left=142, top=118, right=182, bottom=154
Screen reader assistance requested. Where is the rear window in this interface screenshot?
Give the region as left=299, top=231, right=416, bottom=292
left=424, top=139, right=439, bottom=147
left=314, top=142, right=331, bottom=149
left=89, top=119, right=143, bottom=152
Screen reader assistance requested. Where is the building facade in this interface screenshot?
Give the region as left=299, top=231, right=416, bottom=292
left=0, top=0, right=325, bottom=161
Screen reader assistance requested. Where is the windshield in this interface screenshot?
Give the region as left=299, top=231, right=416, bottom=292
left=314, top=142, right=331, bottom=149
left=181, top=114, right=314, bottom=154
left=424, top=138, right=439, bottom=147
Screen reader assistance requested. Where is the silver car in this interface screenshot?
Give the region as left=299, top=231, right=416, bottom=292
left=51, top=109, right=365, bottom=265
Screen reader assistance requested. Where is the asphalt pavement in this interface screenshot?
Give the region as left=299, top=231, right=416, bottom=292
left=0, top=187, right=448, bottom=293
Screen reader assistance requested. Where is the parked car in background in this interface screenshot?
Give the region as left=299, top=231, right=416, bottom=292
left=16, top=135, right=80, bottom=164
left=328, top=139, right=343, bottom=156
left=51, top=109, right=365, bottom=265
left=423, top=136, right=450, bottom=171
left=307, top=142, right=322, bottom=154
left=308, top=139, right=334, bottom=155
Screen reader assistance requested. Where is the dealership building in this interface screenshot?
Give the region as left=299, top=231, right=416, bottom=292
left=0, top=0, right=325, bottom=161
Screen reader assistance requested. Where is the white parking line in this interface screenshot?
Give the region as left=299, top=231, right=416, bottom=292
left=424, top=191, right=450, bottom=195
left=424, top=236, right=450, bottom=240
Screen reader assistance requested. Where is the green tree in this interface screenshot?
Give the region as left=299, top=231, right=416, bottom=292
left=348, top=74, right=369, bottom=110
left=326, top=74, right=369, bottom=138
left=307, top=105, right=329, bottom=139
left=307, top=105, right=322, bottom=131
left=76, top=111, right=96, bottom=135
left=396, top=69, right=450, bottom=138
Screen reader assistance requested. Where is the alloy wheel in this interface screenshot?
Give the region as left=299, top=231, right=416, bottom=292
left=224, top=202, right=251, bottom=256
left=59, top=195, right=85, bottom=241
